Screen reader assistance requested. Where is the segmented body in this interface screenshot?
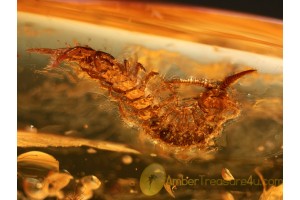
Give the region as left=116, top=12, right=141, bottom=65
left=28, top=46, right=256, bottom=153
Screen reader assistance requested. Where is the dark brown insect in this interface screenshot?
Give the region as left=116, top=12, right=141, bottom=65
left=27, top=46, right=256, bottom=157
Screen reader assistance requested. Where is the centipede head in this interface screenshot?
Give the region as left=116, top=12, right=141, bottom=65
left=198, top=69, right=256, bottom=115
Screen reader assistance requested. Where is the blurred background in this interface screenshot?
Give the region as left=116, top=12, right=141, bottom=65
left=115, top=0, right=282, bottom=19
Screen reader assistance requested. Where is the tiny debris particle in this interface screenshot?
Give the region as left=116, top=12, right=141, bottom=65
left=222, top=191, right=235, bottom=200
left=122, top=155, right=133, bottom=165
left=81, top=175, right=101, bottom=190
left=257, top=145, right=265, bottom=152
left=25, top=125, right=38, bottom=133
left=129, top=189, right=138, bottom=194
left=164, top=183, right=175, bottom=198
left=221, top=168, right=235, bottom=181
left=87, top=148, right=97, bottom=154
left=255, top=168, right=283, bottom=200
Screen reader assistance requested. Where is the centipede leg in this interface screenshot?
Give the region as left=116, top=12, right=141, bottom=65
left=132, top=62, right=146, bottom=77
left=144, top=71, right=159, bottom=84
left=118, top=103, right=129, bottom=123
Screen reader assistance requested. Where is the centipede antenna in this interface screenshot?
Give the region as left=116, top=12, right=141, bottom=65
left=27, top=48, right=70, bottom=68
left=166, top=77, right=218, bottom=89
left=220, top=69, right=256, bottom=90
left=27, top=48, right=58, bottom=55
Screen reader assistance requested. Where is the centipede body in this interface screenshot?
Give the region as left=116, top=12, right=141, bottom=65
left=27, top=46, right=256, bottom=154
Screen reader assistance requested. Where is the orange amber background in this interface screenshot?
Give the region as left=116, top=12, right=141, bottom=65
left=18, top=0, right=282, bottom=57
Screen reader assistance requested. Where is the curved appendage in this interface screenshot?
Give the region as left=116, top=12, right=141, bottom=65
left=220, top=69, right=256, bottom=90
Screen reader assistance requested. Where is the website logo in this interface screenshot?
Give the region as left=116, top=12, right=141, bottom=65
left=139, top=163, right=283, bottom=198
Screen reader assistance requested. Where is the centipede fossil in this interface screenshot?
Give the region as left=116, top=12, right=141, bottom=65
left=27, top=46, right=256, bottom=157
